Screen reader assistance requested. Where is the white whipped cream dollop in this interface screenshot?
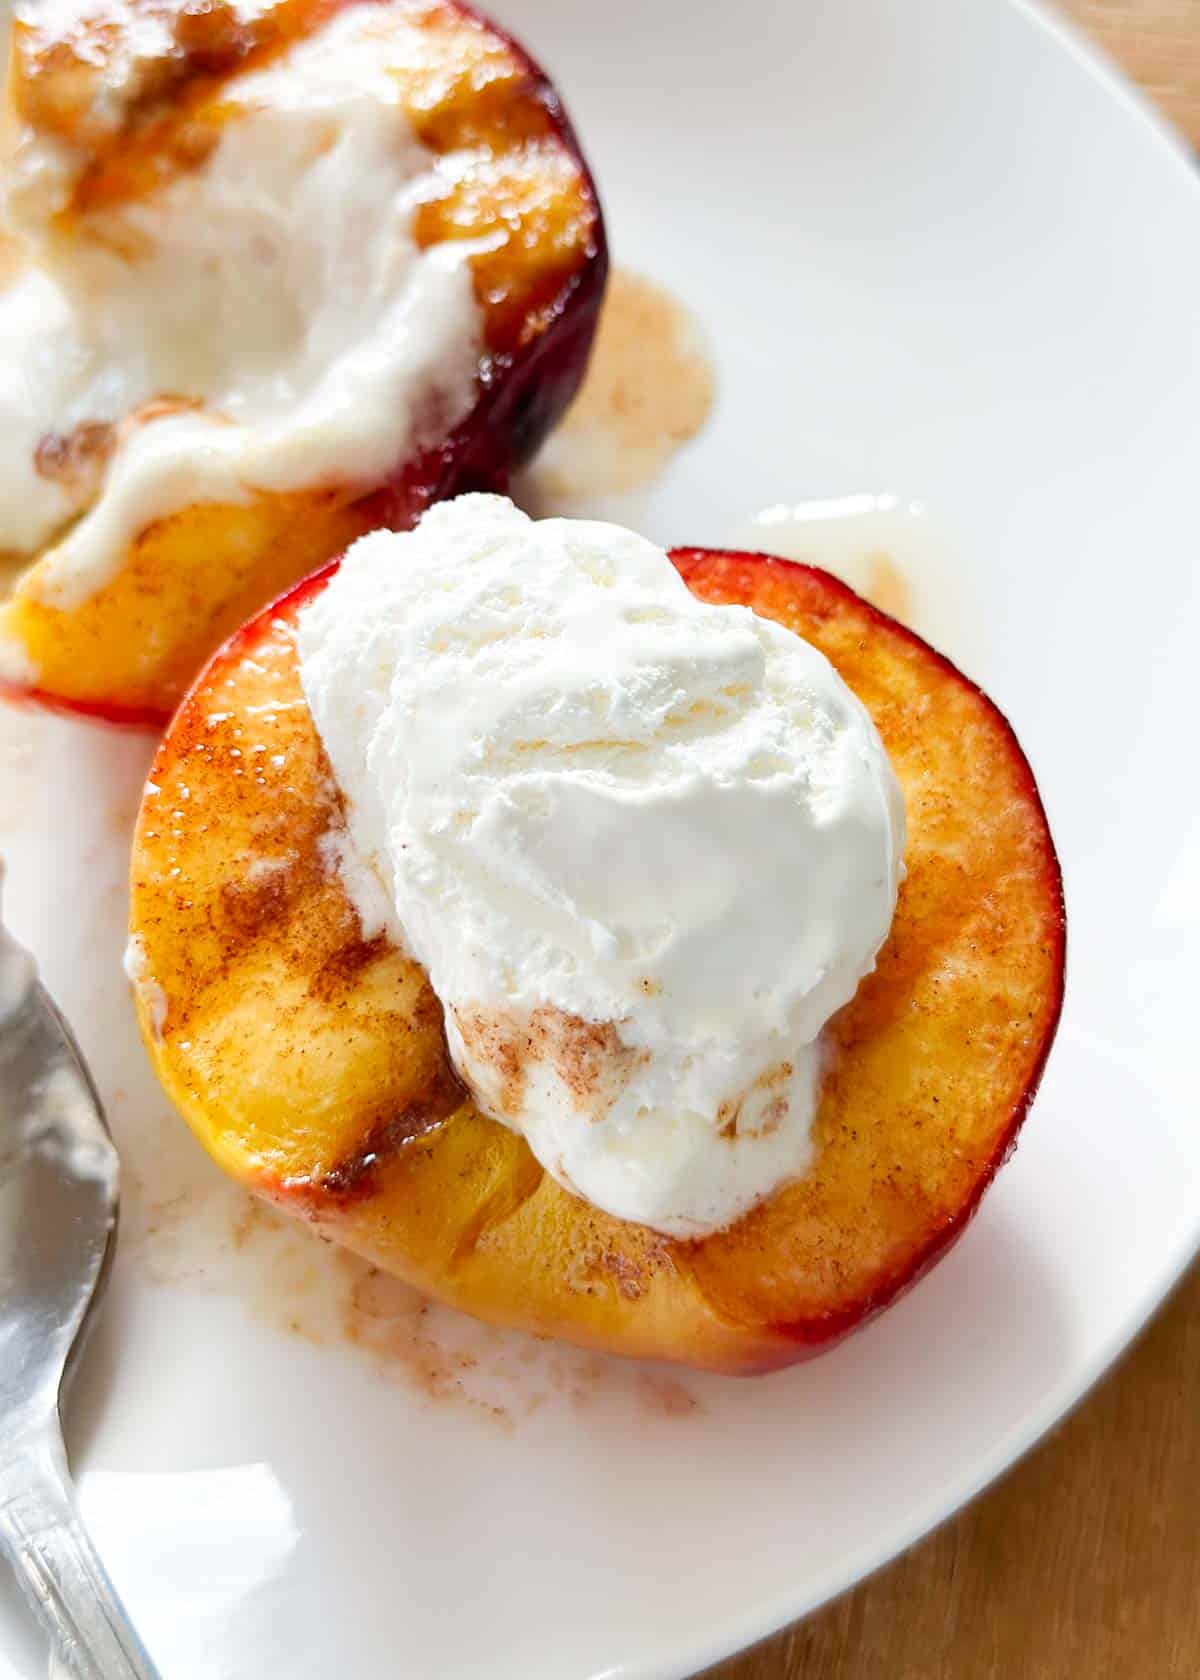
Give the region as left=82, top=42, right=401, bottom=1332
left=297, top=496, right=906, bottom=1238
left=0, top=2, right=481, bottom=608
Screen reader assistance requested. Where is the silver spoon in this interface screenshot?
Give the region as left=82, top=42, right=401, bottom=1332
left=0, top=908, right=160, bottom=1680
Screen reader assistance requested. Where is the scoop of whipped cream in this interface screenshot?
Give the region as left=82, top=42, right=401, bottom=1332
left=297, top=495, right=905, bottom=1237
left=0, top=1, right=480, bottom=607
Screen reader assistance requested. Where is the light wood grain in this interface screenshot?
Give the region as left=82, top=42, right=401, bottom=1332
left=1058, top=0, right=1200, bottom=145
left=708, top=6, right=1200, bottom=1676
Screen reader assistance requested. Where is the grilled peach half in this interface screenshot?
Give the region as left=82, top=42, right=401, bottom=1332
left=0, top=0, right=606, bottom=726
left=128, top=551, right=1064, bottom=1373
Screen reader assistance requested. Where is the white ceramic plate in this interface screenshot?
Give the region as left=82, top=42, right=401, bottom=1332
left=3, top=2, right=1199, bottom=1676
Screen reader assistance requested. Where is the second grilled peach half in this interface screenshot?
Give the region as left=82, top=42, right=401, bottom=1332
left=0, top=0, right=606, bottom=724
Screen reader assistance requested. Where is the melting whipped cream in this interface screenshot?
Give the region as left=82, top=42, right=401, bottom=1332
left=297, top=496, right=905, bottom=1237
left=0, top=2, right=482, bottom=608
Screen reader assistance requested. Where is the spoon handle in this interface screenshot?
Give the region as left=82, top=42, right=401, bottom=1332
left=0, top=1428, right=160, bottom=1680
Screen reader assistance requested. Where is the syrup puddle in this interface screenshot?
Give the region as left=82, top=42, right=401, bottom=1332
left=734, top=493, right=987, bottom=679
left=122, top=1164, right=703, bottom=1432
left=516, top=266, right=715, bottom=524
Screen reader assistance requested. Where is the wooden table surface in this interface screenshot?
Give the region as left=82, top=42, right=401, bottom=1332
left=710, top=6, right=1200, bottom=1678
